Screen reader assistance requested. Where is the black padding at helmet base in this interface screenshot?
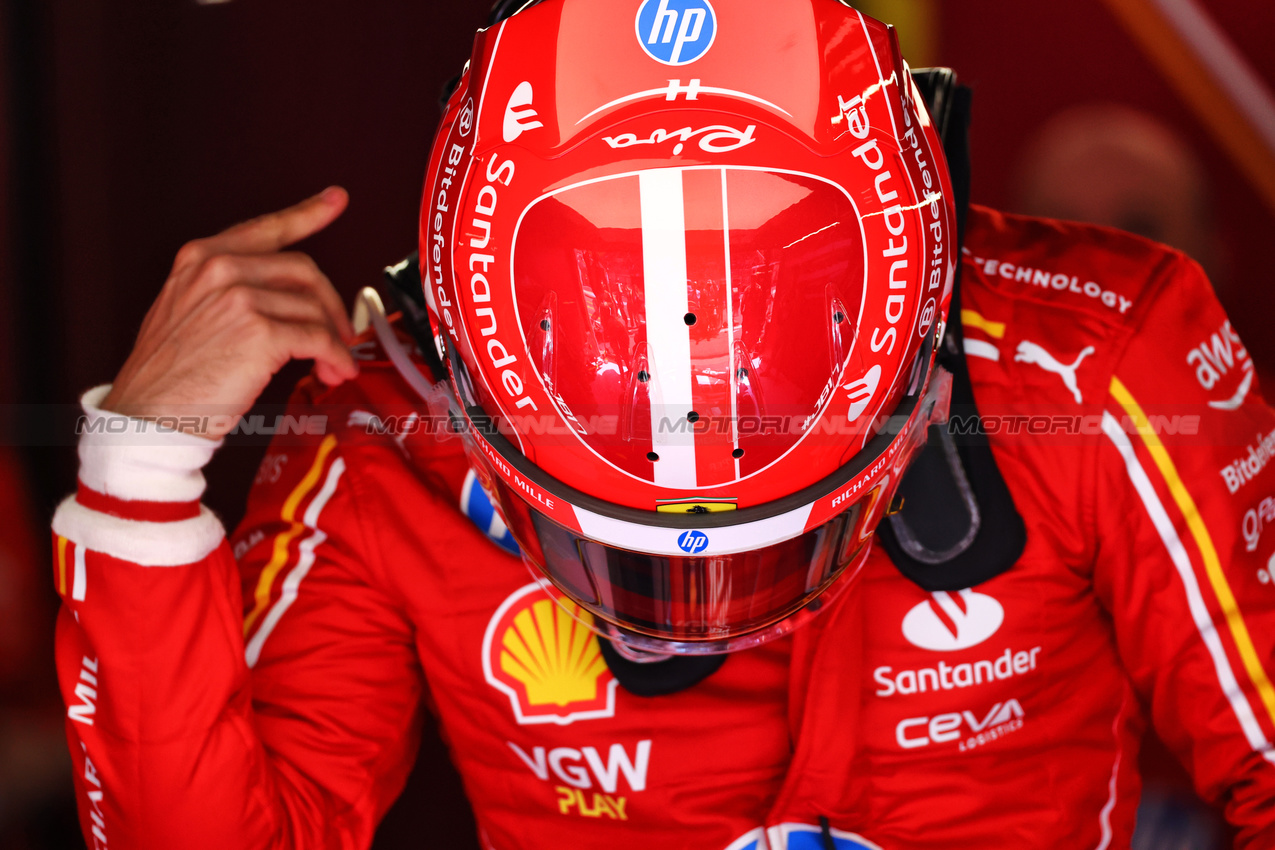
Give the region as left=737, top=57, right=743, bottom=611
left=382, top=252, right=449, bottom=384
left=598, top=636, right=728, bottom=697
left=876, top=71, right=1029, bottom=591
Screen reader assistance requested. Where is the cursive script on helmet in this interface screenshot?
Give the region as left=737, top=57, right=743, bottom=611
left=603, top=124, right=757, bottom=154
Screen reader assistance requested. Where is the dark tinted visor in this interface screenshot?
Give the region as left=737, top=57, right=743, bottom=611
left=494, top=477, right=870, bottom=643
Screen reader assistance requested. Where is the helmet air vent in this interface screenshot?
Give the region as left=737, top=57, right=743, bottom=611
left=534, top=292, right=558, bottom=392
left=828, top=291, right=853, bottom=372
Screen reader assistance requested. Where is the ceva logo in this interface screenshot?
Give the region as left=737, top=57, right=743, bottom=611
left=483, top=582, right=618, bottom=726
left=677, top=530, right=710, bottom=554
left=902, top=589, right=1004, bottom=652
left=636, top=0, right=717, bottom=66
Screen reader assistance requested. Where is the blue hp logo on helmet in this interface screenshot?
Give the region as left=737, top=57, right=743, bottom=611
left=636, top=0, right=717, bottom=66
left=677, top=530, right=710, bottom=554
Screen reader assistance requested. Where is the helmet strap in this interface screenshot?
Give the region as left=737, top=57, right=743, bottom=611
left=876, top=70, right=1028, bottom=591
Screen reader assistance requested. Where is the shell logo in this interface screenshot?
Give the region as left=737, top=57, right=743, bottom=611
left=482, top=582, right=618, bottom=726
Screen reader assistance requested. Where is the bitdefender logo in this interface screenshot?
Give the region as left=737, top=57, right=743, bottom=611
left=636, top=0, right=717, bottom=66
left=457, top=98, right=475, bottom=137
left=902, top=589, right=1004, bottom=652
left=1219, top=427, right=1275, bottom=494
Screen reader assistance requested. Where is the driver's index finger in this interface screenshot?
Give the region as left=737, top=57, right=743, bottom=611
left=209, top=186, right=349, bottom=255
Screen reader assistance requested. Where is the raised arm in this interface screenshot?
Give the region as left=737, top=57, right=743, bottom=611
left=52, top=193, right=424, bottom=848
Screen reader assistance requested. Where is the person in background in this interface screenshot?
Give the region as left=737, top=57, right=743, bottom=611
left=1016, top=102, right=1243, bottom=850
left=1014, top=103, right=1220, bottom=286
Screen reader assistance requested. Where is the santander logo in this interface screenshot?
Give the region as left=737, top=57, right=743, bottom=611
left=902, top=589, right=1004, bottom=652
left=844, top=364, right=882, bottom=422
left=503, top=81, right=544, bottom=143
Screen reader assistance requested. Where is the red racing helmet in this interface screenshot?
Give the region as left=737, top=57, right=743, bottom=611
left=419, top=0, right=956, bottom=653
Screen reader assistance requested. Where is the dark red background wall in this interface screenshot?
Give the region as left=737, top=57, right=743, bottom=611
left=936, top=0, right=1275, bottom=374
left=3, top=1, right=1273, bottom=848
left=12, top=0, right=1275, bottom=511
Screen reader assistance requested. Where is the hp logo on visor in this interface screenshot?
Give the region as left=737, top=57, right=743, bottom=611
left=636, top=0, right=717, bottom=66
left=677, top=530, right=710, bottom=554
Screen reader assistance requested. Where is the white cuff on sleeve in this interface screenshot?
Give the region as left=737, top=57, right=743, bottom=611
left=77, top=385, right=223, bottom=503
left=52, top=497, right=226, bottom=567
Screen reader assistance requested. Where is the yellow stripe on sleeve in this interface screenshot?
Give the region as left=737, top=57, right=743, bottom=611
left=242, top=435, right=338, bottom=636
left=961, top=310, right=1006, bottom=339
left=56, top=535, right=68, bottom=597
left=1111, top=376, right=1275, bottom=729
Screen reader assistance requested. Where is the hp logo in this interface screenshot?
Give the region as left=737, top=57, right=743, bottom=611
left=636, top=0, right=717, bottom=66
left=677, top=530, right=710, bottom=554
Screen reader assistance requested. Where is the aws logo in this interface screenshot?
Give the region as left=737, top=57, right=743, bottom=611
left=483, top=582, right=618, bottom=726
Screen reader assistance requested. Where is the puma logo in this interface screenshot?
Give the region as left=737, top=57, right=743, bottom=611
left=1014, top=340, right=1094, bottom=404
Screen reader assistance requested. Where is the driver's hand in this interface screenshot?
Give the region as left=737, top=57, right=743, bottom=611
left=101, top=187, right=359, bottom=440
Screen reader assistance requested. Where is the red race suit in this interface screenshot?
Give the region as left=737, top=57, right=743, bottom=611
left=52, top=206, right=1275, bottom=849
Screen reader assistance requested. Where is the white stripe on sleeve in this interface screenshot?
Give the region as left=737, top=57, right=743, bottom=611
left=1102, top=411, right=1275, bottom=762
left=245, top=458, right=347, bottom=669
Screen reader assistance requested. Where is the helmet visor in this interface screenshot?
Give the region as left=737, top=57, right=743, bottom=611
left=492, top=474, right=876, bottom=649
